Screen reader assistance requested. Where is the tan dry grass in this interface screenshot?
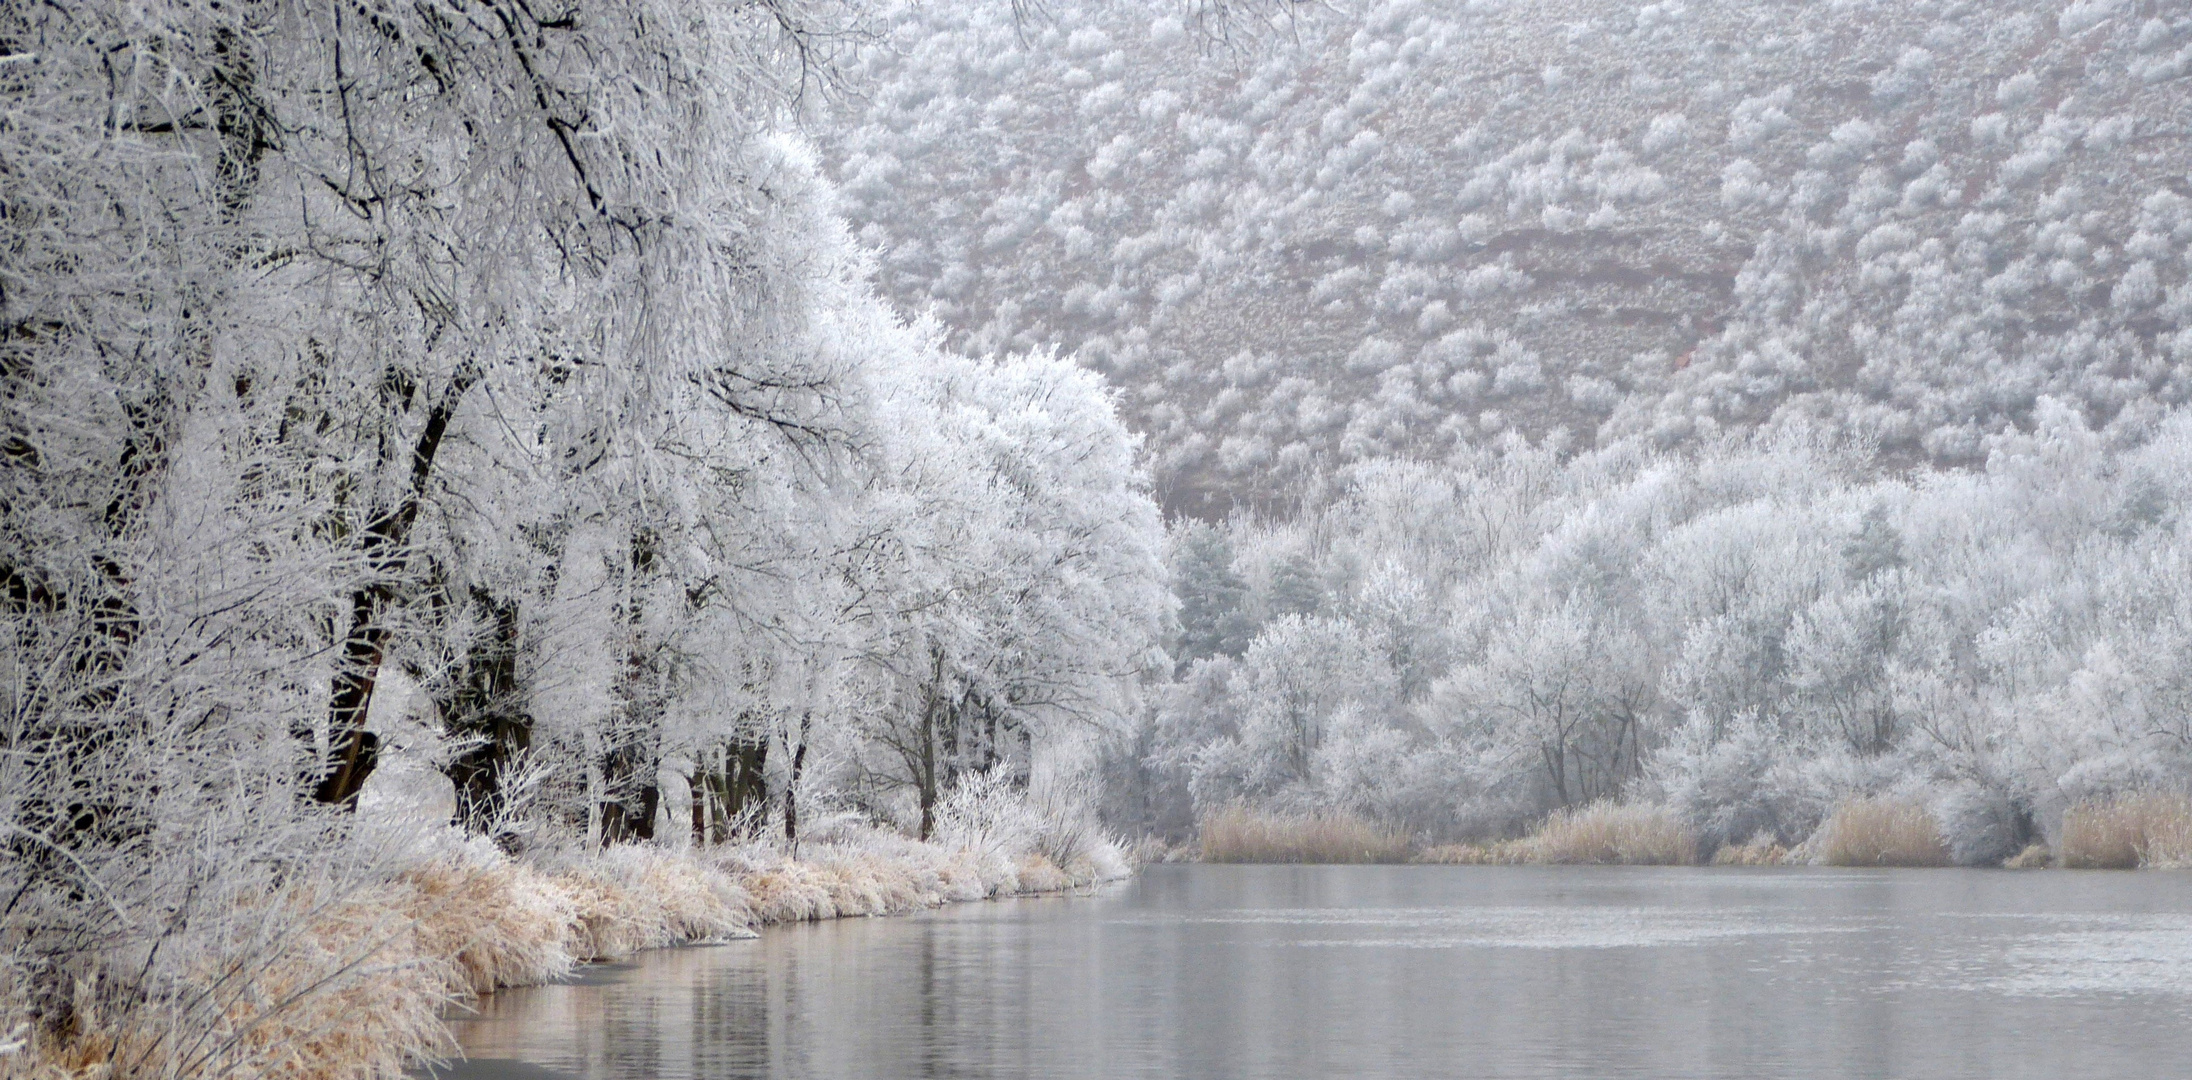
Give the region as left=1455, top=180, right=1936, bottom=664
left=234, top=885, right=458, bottom=1080
left=402, top=859, right=577, bottom=994
left=2145, top=798, right=2192, bottom=868
left=554, top=868, right=653, bottom=961
left=1815, top=798, right=1950, bottom=867
left=1014, top=854, right=1072, bottom=893
left=70, top=881, right=465, bottom=1080
left=7, top=830, right=1123, bottom=1080
left=1710, top=833, right=1790, bottom=866
left=1197, top=806, right=1411, bottom=864
left=1522, top=802, right=1698, bottom=866
left=2002, top=843, right=2053, bottom=869
left=1411, top=841, right=1528, bottom=865
left=2060, top=792, right=2192, bottom=869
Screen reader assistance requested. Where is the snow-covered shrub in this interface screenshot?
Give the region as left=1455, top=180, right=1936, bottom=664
left=1027, top=773, right=1124, bottom=880
left=1931, top=783, right=2032, bottom=868
left=935, top=768, right=1040, bottom=862
left=1649, top=713, right=1829, bottom=852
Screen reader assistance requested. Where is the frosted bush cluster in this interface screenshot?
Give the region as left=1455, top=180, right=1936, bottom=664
left=1122, top=404, right=2192, bottom=859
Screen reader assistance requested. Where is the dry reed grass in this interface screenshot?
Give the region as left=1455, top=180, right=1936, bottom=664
left=403, top=859, right=577, bottom=993
left=1197, top=806, right=1411, bottom=863
left=1411, top=842, right=1528, bottom=865
left=2002, top=843, right=2053, bottom=869
left=1710, top=833, right=1790, bottom=866
left=233, top=884, right=458, bottom=1080
left=36, top=880, right=468, bottom=1080
left=730, top=836, right=1087, bottom=925
left=1520, top=802, right=1697, bottom=866
left=8, top=828, right=1123, bottom=1080
left=1814, top=798, right=1950, bottom=867
left=2059, top=792, right=2192, bottom=869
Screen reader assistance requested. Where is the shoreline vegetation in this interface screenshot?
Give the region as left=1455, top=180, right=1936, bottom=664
left=1195, top=794, right=2192, bottom=870
left=5, top=827, right=1127, bottom=1080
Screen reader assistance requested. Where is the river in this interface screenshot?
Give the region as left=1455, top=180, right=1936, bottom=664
left=431, top=864, right=2192, bottom=1079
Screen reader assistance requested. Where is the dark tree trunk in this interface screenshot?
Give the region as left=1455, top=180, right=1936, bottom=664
left=688, top=734, right=771, bottom=845
left=982, top=701, right=999, bottom=774
left=444, top=589, right=531, bottom=840
left=314, top=366, right=479, bottom=807
left=598, top=528, right=665, bottom=845
left=692, top=750, right=710, bottom=847
left=726, top=737, right=768, bottom=833
left=599, top=725, right=659, bottom=844
left=784, top=712, right=809, bottom=847
left=918, top=658, right=941, bottom=841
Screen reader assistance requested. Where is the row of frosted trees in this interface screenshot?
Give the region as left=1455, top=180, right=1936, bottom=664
left=1, top=0, right=1164, bottom=1047
left=1132, top=401, right=2192, bottom=863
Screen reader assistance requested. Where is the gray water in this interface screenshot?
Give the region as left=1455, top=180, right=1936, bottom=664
left=434, top=865, right=2192, bottom=1080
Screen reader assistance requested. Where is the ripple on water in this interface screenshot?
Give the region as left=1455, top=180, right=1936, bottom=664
left=1164, top=904, right=1879, bottom=949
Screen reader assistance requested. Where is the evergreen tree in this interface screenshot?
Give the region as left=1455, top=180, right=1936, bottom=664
left=1173, top=523, right=1257, bottom=667
left=1842, top=504, right=1905, bottom=581
left=1268, top=552, right=1326, bottom=619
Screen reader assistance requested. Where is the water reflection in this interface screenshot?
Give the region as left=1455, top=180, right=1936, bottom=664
left=434, top=866, right=2192, bottom=1080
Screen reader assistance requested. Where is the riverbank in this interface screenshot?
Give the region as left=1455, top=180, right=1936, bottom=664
left=2, top=829, right=1128, bottom=1080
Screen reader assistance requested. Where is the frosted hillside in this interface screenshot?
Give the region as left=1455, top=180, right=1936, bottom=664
left=831, top=0, right=2192, bottom=511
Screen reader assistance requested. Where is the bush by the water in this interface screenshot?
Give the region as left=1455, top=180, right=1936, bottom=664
left=1198, top=807, right=1410, bottom=863
left=1813, top=799, right=1950, bottom=867
left=2059, top=793, right=2192, bottom=869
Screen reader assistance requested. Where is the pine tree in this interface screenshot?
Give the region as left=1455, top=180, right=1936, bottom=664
left=1173, top=523, right=1257, bottom=667
left=1268, top=552, right=1326, bottom=618
left=1842, top=504, right=1905, bottom=581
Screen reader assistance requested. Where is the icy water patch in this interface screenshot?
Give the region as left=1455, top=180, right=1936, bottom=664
left=430, top=865, right=2192, bottom=1080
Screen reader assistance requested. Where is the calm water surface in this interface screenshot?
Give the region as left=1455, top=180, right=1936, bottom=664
left=435, top=865, right=2192, bottom=1079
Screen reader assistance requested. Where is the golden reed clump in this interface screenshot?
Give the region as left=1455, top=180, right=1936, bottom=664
left=1814, top=798, right=1950, bottom=867
left=1521, top=802, right=1698, bottom=866
left=1411, top=841, right=1529, bottom=865
left=2059, top=792, right=2192, bottom=869
left=1196, top=806, right=1411, bottom=864
left=1710, top=832, right=1790, bottom=866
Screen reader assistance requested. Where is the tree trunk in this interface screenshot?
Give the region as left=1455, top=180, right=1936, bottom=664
left=444, top=588, right=530, bottom=840
left=784, top=712, right=809, bottom=848
left=692, top=752, right=711, bottom=847
left=725, top=736, right=769, bottom=835
left=599, top=735, right=659, bottom=845
left=597, top=528, right=665, bottom=844
left=314, top=366, right=479, bottom=807
left=918, top=651, right=942, bottom=841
